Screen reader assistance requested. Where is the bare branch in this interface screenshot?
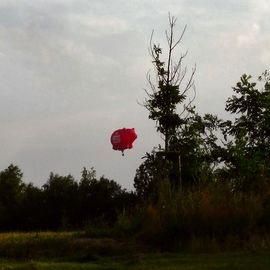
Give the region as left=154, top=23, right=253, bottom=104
left=181, top=64, right=196, bottom=98
left=146, top=72, right=157, bottom=94
left=170, top=51, right=188, bottom=84
left=179, top=80, right=196, bottom=119
left=165, top=30, right=171, bottom=47
left=166, top=16, right=174, bottom=85
left=171, top=25, right=187, bottom=51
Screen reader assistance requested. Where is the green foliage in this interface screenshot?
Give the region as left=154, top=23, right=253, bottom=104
left=133, top=150, right=161, bottom=200
left=170, top=108, right=221, bottom=187
left=220, top=71, right=270, bottom=191
left=134, top=108, right=221, bottom=196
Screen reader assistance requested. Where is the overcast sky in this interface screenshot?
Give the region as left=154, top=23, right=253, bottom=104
left=0, top=0, right=269, bottom=190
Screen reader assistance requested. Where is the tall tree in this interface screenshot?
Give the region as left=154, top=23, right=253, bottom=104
left=144, top=14, right=196, bottom=151
left=221, top=71, right=270, bottom=191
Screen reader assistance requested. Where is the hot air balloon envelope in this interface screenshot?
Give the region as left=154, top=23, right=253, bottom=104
left=111, top=128, right=137, bottom=154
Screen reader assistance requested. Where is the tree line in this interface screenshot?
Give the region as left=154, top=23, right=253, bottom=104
left=0, top=165, right=136, bottom=231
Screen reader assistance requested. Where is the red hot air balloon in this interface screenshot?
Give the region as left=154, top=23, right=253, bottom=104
left=111, top=128, right=137, bottom=156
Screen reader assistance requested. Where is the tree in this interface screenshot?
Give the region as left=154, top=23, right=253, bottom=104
left=78, top=167, right=125, bottom=225
left=43, top=173, right=78, bottom=229
left=134, top=151, right=160, bottom=200
left=221, top=71, right=270, bottom=191
left=19, top=183, right=45, bottom=230
left=144, top=14, right=196, bottom=151
left=0, top=164, right=24, bottom=229
left=136, top=15, right=201, bottom=195
left=169, top=108, right=221, bottom=187
left=134, top=110, right=221, bottom=196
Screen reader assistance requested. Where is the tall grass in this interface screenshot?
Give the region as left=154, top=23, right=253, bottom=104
left=0, top=232, right=142, bottom=261
left=114, top=179, right=270, bottom=251
left=0, top=232, right=75, bottom=260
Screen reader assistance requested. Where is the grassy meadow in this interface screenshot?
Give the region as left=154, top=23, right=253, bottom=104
left=0, top=232, right=270, bottom=270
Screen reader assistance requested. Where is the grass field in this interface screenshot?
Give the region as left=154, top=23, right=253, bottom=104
left=0, top=232, right=269, bottom=270
left=1, top=252, right=270, bottom=270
